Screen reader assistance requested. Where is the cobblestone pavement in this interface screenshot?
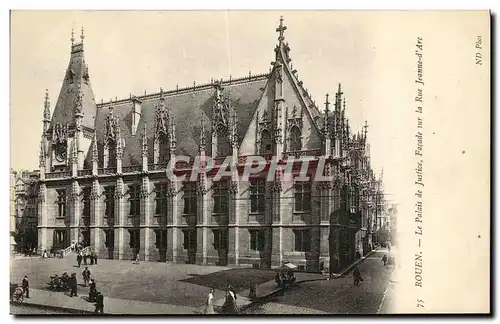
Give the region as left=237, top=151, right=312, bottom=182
left=244, top=249, right=395, bottom=314
left=10, top=257, right=273, bottom=309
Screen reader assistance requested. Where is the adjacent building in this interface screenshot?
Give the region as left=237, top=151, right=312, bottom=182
left=12, top=170, right=40, bottom=253
left=35, top=18, right=385, bottom=272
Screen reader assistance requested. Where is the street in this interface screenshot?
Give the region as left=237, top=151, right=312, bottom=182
left=11, top=304, right=74, bottom=315
left=10, top=249, right=396, bottom=315
left=243, top=249, right=395, bottom=314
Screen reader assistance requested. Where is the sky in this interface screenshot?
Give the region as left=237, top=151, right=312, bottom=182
left=11, top=10, right=405, bottom=204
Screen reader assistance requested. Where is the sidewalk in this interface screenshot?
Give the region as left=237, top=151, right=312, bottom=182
left=330, top=248, right=379, bottom=279
left=12, top=288, right=197, bottom=315
left=195, top=250, right=379, bottom=314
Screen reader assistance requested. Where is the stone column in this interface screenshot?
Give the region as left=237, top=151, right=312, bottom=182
left=140, top=175, right=151, bottom=261
left=69, top=181, right=81, bottom=247
left=113, top=177, right=126, bottom=260
left=170, top=180, right=180, bottom=262
left=196, top=178, right=208, bottom=265
left=270, top=178, right=283, bottom=267
left=227, top=181, right=239, bottom=265
left=90, top=179, right=102, bottom=255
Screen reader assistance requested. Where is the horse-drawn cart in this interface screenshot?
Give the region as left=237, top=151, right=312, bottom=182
left=275, top=262, right=298, bottom=287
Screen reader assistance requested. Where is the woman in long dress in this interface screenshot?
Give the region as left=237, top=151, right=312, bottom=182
left=203, top=289, right=215, bottom=314
left=222, top=287, right=239, bottom=314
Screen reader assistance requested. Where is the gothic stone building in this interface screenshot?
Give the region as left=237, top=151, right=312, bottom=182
left=37, top=19, right=377, bottom=272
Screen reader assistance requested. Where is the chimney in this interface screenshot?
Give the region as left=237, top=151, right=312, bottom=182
left=131, top=97, right=142, bottom=136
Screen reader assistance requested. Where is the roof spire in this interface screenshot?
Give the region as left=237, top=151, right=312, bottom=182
left=199, top=114, right=206, bottom=152
left=363, top=120, right=369, bottom=139
left=324, top=93, right=330, bottom=113
left=70, top=28, right=75, bottom=46
left=142, top=122, right=148, bottom=156
left=80, top=26, right=85, bottom=43
left=39, top=138, right=46, bottom=163
left=276, top=16, right=287, bottom=43
left=43, top=89, right=51, bottom=121
left=92, top=132, right=98, bottom=163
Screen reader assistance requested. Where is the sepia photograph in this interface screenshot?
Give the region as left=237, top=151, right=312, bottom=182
left=9, top=10, right=490, bottom=315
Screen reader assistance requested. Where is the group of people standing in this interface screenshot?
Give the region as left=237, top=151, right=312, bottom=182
left=76, top=251, right=98, bottom=267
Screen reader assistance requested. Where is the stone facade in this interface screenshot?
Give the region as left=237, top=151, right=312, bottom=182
left=35, top=18, right=384, bottom=272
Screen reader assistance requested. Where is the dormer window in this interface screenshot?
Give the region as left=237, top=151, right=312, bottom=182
left=216, top=125, right=231, bottom=157
left=158, top=132, right=169, bottom=163
left=289, top=126, right=302, bottom=152
left=107, top=139, right=117, bottom=168
left=259, top=129, right=273, bottom=154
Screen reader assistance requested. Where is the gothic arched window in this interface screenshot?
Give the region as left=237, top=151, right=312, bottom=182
left=107, top=140, right=117, bottom=168
left=158, top=132, right=169, bottom=163
left=260, top=129, right=272, bottom=154
left=289, top=126, right=302, bottom=152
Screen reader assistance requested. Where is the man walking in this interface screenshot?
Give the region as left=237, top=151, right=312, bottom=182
left=94, top=292, right=104, bottom=314
left=69, top=273, right=78, bottom=297
left=382, top=254, right=388, bottom=267
left=77, top=252, right=82, bottom=268
left=22, top=276, right=30, bottom=298
left=82, top=267, right=91, bottom=287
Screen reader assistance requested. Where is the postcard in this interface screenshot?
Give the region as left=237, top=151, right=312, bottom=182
left=9, top=10, right=490, bottom=315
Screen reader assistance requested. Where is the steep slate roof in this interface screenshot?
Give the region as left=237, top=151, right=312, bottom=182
left=90, top=75, right=268, bottom=167
left=50, top=39, right=98, bottom=130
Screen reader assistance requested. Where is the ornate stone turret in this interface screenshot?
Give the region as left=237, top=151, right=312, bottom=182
left=39, top=138, right=46, bottom=180
left=91, top=133, right=98, bottom=175
left=43, top=89, right=51, bottom=133
left=115, top=126, right=124, bottom=174
left=142, top=122, right=148, bottom=172
left=270, top=16, right=290, bottom=159
left=199, top=115, right=206, bottom=154
left=323, top=93, right=332, bottom=156
left=71, top=139, right=78, bottom=177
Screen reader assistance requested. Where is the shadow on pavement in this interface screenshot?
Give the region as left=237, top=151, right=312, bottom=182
left=181, top=268, right=275, bottom=292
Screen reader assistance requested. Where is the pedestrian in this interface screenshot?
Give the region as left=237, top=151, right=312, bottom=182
left=249, top=282, right=256, bottom=299
left=228, top=284, right=237, bottom=300
left=221, top=287, right=238, bottom=314
left=71, top=240, right=75, bottom=252
left=94, top=252, right=98, bottom=265
left=89, top=279, right=97, bottom=302
left=82, top=267, right=91, bottom=286
left=83, top=252, right=88, bottom=265
left=203, top=288, right=215, bottom=314
left=135, top=253, right=140, bottom=264
left=94, top=292, right=104, bottom=314
left=353, top=267, right=363, bottom=286
left=382, top=254, right=388, bottom=267
left=388, top=244, right=391, bottom=252
left=275, top=272, right=281, bottom=287
left=77, top=252, right=82, bottom=268
left=22, top=276, right=30, bottom=298
left=70, top=273, right=78, bottom=297
left=61, top=272, right=70, bottom=291
left=90, top=252, right=94, bottom=265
